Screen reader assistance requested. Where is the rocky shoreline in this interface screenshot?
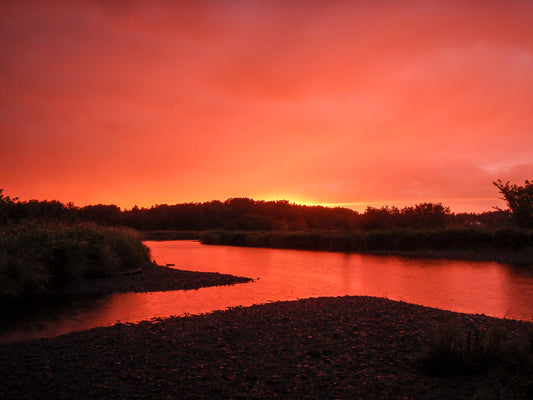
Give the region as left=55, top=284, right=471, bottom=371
left=1, top=295, right=532, bottom=399
left=53, top=262, right=253, bottom=296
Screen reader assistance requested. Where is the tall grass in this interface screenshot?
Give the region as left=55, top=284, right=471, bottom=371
left=420, top=321, right=533, bottom=376
left=199, top=228, right=533, bottom=253
left=0, top=221, right=151, bottom=300
left=141, top=230, right=201, bottom=241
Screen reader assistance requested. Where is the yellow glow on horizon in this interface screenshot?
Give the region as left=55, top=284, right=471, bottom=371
left=259, top=197, right=505, bottom=214
left=259, top=194, right=323, bottom=208
left=322, top=198, right=505, bottom=213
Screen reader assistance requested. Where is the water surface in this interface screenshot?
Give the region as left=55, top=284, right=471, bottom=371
left=1, top=240, right=532, bottom=343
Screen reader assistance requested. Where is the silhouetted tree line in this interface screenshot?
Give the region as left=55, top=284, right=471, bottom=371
left=0, top=189, right=515, bottom=231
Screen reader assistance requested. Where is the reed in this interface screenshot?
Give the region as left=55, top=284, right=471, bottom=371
left=420, top=321, right=533, bottom=377
left=0, top=221, right=151, bottom=300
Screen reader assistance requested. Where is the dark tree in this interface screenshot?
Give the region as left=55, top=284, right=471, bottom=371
left=493, top=179, right=533, bottom=228
left=401, top=202, right=451, bottom=229
left=80, top=204, right=122, bottom=225
left=0, top=189, right=16, bottom=224
left=360, top=206, right=400, bottom=230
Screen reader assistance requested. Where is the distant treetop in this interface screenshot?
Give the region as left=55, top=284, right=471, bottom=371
left=493, top=179, right=533, bottom=228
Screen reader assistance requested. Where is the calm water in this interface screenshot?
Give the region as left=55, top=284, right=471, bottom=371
left=1, top=240, right=532, bottom=343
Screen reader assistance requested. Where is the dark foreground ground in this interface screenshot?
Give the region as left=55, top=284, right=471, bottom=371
left=1, top=295, right=532, bottom=400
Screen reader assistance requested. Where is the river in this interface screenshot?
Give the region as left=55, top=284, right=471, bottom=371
left=1, top=240, right=532, bottom=343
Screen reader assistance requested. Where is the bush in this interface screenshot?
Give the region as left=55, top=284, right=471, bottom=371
left=0, top=221, right=151, bottom=300
left=420, top=321, right=533, bottom=376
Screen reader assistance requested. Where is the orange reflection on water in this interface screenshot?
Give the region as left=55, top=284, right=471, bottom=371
left=1, top=241, right=532, bottom=343
left=145, top=241, right=532, bottom=321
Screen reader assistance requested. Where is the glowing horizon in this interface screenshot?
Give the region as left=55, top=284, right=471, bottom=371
left=3, top=192, right=503, bottom=215
left=1, top=1, right=531, bottom=213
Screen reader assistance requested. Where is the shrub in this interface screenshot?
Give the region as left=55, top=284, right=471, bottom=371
left=420, top=321, right=533, bottom=376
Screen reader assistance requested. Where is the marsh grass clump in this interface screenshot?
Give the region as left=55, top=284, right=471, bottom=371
left=420, top=321, right=533, bottom=377
left=0, top=221, right=151, bottom=300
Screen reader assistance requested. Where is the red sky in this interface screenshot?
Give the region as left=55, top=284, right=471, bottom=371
left=1, top=1, right=532, bottom=212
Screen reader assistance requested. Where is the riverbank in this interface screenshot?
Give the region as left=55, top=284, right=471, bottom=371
left=142, top=230, right=201, bottom=241
left=0, top=222, right=252, bottom=302
left=52, top=262, right=253, bottom=296
left=141, top=230, right=533, bottom=265
left=357, top=248, right=533, bottom=265
left=198, top=229, right=533, bottom=265
left=1, top=296, right=531, bottom=399
left=0, top=222, right=154, bottom=301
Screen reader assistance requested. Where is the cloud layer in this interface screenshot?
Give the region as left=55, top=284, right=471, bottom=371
left=1, top=1, right=532, bottom=211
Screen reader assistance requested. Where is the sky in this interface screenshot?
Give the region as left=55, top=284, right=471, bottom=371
left=1, top=0, right=532, bottom=213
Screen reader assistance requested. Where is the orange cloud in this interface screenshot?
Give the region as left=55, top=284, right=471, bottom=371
left=1, top=1, right=531, bottom=212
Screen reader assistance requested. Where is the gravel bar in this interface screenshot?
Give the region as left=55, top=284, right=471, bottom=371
left=54, top=263, right=253, bottom=296
left=1, top=296, right=532, bottom=399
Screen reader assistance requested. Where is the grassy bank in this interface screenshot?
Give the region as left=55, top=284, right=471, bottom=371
left=0, top=222, right=152, bottom=301
left=421, top=320, right=533, bottom=377
left=141, top=230, right=201, bottom=241
left=199, top=228, right=533, bottom=257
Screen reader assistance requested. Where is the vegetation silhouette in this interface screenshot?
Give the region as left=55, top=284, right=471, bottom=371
left=0, top=193, right=511, bottom=231
left=1, top=179, right=531, bottom=258
left=420, top=319, right=533, bottom=377
left=0, top=221, right=151, bottom=301
left=494, top=179, right=533, bottom=228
